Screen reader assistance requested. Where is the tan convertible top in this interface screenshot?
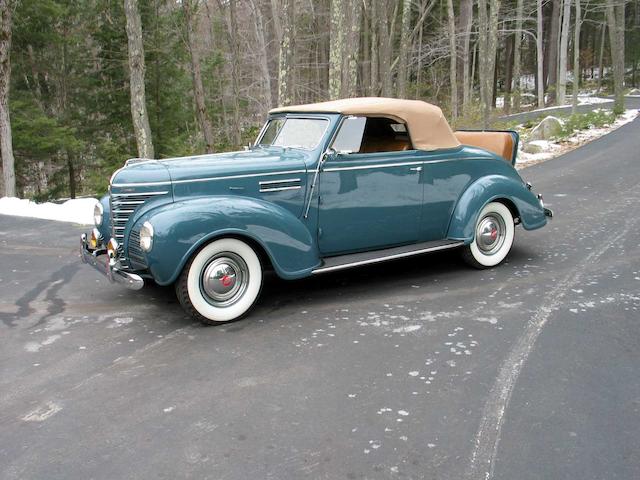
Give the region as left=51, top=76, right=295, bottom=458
left=269, top=97, right=460, bottom=151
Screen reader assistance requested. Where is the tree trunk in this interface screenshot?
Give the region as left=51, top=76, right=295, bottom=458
left=250, top=0, right=273, bottom=110
left=362, top=1, right=371, bottom=95
left=478, top=0, right=501, bottom=127
left=571, top=0, right=581, bottom=114
left=459, top=0, right=473, bottom=114
left=270, top=0, right=283, bottom=44
left=493, top=46, right=500, bottom=108
left=0, top=0, right=15, bottom=197
left=26, top=44, right=43, bottom=109
left=378, top=0, right=394, bottom=97
left=227, top=0, right=242, bottom=145
left=546, top=0, right=561, bottom=99
left=504, top=34, right=514, bottom=113
left=268, top=0, right=283, bottom=102
left=397, top=0, right=412, bottom=98
left=278, top=0, right=295, bottom=106
left=345, top=0, right=362, bottom=97
left=446, top=0, right=458, bottom=118
left=66, top=151, right=76, bottom=199
left=537, top=0, right=545, bottom=108
left=512, top=0, right=524, bottom=111
left=124, top=0, right=154, bottom=159
left=556, top=0, right=571, bottom=106
left=369, top=0, right=379, bottom=95
left=329, top=0, right=345, bottom=99
left=606, top=0, right=625, bottom=113
left=184, top=0, right=215, bottom=153
left=471, top=41, right=477, bottom=99
left=60, top=21, right=77, bottom=198
left=415, top=0, right=425, bottom=99
left=597, top=22, right=606, bottom=92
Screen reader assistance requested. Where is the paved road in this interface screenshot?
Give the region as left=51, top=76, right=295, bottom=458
left=498, top=95, right=640, bottom=123
left=1, top=116, right=639, bottom=479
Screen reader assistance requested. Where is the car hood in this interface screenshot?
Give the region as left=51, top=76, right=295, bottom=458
left=110, top=147, right=311, bottom=188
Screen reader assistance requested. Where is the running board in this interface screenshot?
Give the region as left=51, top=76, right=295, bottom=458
left=312, top=240, right=464, bottom=274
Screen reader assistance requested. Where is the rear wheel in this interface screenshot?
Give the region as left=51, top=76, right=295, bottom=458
left=176, top=238, right=263, bottom=324
left=462, top=202, right=515, bottom=269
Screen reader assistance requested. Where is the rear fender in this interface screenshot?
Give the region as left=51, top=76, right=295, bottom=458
left=447, top=175, right=547, bottom=242
left=136, top=196, right=319, bottom=284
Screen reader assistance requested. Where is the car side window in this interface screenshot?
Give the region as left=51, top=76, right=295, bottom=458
left=331, top=116, right=413, bottom=155
left=359, top=117, right=413, bottom=153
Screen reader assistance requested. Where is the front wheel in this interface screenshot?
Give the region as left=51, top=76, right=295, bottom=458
left=176, top=238, right=263, bottom=324
left=462, top=202, right=515, bottom=269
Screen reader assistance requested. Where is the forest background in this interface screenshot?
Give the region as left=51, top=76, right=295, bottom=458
left=0, top=0, right=637, bottom=200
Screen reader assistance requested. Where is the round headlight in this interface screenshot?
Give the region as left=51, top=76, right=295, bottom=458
left=94, top=202, right=104, bottom=226
left=139, top=221, right=154, bottom=252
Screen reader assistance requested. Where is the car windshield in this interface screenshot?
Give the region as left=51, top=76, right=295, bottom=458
left=257, top=117, right=328, bottom=150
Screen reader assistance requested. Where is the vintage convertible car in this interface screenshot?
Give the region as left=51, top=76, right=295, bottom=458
left=81, top=97, right=552, bottom=324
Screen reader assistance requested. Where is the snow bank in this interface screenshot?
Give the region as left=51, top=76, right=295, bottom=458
left=0, top=197, right=98, bottom=225
left=517, top=108, right=638, bottom=169
left=576, top=95, right=611, bottom=105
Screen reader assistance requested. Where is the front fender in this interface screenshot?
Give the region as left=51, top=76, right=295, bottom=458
left=135, top=196, right=320, bottom=284
left=447, top=175, right=547, bottom=242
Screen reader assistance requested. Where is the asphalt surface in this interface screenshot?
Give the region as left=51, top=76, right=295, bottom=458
left=498, top=94, right=640, bottom=123
left=1, top=114, right=639, bottom=479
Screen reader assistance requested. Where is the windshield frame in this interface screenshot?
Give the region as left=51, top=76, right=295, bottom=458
left=255, top=114, right=331, bottom=151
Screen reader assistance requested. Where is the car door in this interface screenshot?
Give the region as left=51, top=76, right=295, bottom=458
left=420, top=155, right=474, bottom=241
left=317, top=116, right=424, bottom=256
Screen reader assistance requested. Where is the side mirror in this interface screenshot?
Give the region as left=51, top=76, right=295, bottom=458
left=324, top=147, right=337, bottom=158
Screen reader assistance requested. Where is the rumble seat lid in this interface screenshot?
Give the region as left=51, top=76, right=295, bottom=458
left=269, top=97, right=460, bottom=151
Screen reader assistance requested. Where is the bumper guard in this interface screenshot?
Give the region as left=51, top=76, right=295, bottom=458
left=80, top=234, right=144, bottom=290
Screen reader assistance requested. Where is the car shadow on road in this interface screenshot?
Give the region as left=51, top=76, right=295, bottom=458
left=112, top=244, right=538, bottom=329
left=253, top=244, right=537, bottom=320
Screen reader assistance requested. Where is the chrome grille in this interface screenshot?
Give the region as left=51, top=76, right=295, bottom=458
left=128, top=229, right=146, bottom=266
left=109, top=190, right=168, bottom=268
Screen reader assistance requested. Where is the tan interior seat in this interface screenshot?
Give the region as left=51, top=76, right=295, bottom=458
left=360, top=138, right=410, bottom=153
left=454, top=131, right=514, bottom=162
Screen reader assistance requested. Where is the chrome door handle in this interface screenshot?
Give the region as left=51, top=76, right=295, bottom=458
left=409, top=166, right=423, bottom=172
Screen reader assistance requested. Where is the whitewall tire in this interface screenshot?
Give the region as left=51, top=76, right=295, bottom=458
left=462, top=201, right=515, bottom=269
left=176, top=238, right=263, bottom=324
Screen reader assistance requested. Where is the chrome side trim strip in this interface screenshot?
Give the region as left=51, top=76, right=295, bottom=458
left=111, top=180, right=172, bottom=187
left=111, top=191, right=169, bottom=196
left=312, top=241, right=464, bottom=274
left=172, top=169, right=307, bottom=185
left=323, top=161, right=422, bottom=172
left=260, top=186, right=302, bottom=193
left=259, top=178, right=301, bottom=185
left=322, top=156, right=491, bottom=173
left=112, top=169, right=308, bottom=187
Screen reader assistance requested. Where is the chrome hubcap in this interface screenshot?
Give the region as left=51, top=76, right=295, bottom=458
left=476, top=214, right=506, bottom=255
left=201, top=253, right=249, bottom=307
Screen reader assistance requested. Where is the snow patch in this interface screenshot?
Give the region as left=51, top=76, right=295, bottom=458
left=22, top=402, right=62, bottom=422
left=0, top=196, right=98, bottom=225
left=476, top=316, right=498, bottom=325
left=392, top=325, right=421, bottom=333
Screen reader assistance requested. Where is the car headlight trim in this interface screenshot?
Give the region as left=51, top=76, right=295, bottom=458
left=139, top=221, right=154, bottom=252
left=94, top=202, right=104, bottom=226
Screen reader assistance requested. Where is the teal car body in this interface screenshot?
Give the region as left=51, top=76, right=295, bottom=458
left=84, top=98, right=551, bottom=301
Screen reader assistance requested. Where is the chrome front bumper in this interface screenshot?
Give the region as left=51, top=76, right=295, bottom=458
left=80, top=234, right=144, bottom=290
